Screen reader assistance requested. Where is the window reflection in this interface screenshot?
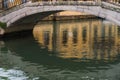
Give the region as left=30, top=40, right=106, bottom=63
left=117, top=27, right=120, bottom=38
left=82, top=26, right=87, bottom=44
left=62, top=29, right=68, bottom=45
left=43, top=31, right=50, bottom=45
left=72, top=28, right=78, bottom=44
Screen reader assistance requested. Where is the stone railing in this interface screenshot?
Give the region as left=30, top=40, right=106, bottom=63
left=0, top=3, right=25, bottom=17
left=101, top=2, right=120, bottom=12
left=0, top=1, right=120, bottom=17
left=104, top=1, right=120, bottom=6
left=27, top=1, right=100, bottom=6
left=0, top=1, right=100, bottom=17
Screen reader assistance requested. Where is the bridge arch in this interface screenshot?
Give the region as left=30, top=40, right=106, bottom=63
left=0, top=2, right=120, bottom=27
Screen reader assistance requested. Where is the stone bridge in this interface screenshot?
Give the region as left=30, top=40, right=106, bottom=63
left=0, top=1, right=120, bottom=27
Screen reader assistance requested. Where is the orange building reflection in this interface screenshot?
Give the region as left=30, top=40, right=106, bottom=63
left=33, top=19, right=120, bottom=61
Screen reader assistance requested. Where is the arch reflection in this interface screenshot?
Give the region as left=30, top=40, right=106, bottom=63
left=33, top=19, right=120, bottom=61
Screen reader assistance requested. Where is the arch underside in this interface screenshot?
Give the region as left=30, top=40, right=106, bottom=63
left=11, top=10, right=63, bottom=26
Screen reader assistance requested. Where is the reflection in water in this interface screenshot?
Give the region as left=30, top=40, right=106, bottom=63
left=0, top=19, right=120, bottom=80
left=33, top=19, right=119, bottom=61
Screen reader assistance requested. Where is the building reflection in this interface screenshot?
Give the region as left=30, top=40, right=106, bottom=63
left=33, top=19, right=120, bottom=61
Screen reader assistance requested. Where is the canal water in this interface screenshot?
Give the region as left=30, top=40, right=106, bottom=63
left=0, top=18, right=120, bottom=80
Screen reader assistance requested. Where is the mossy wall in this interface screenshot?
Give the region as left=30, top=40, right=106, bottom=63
left=0, top=22, right=6, bottom=29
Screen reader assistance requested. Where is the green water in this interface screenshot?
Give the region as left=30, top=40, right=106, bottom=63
left=0, top=19, right=120, bottom=80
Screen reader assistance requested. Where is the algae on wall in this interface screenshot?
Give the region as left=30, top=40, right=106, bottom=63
left=0, top=22, right=6, bottom=35
left=0, top=22, right=6, bottom=29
